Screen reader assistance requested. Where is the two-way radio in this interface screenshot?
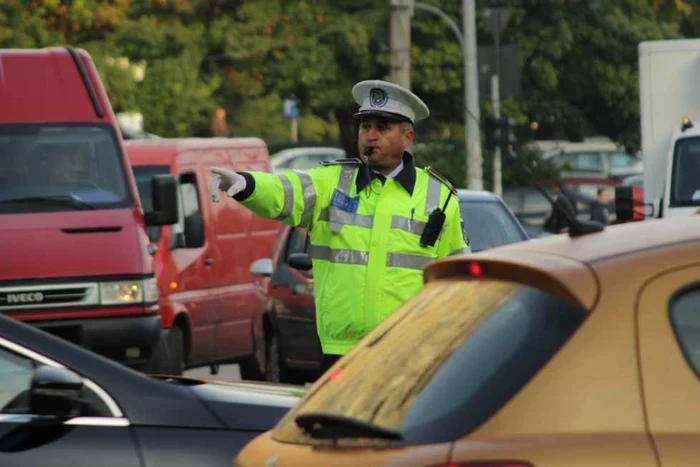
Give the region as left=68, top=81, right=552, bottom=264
left=420, top=189, right=453, bottom=247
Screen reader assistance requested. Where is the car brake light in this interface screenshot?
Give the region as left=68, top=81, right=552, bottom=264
left=329, top=367, right=344, bottom=381
left=467, top=261, right=483, bottom=277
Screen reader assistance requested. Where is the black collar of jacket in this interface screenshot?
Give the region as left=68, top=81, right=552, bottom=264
left=355, top=151, right=416, bottom=196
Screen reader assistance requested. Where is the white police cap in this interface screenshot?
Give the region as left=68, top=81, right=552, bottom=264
left=352, top=80, right=429, bottom=124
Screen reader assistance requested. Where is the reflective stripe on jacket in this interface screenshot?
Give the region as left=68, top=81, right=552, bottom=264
left=239, top=159, right=468, bottom=355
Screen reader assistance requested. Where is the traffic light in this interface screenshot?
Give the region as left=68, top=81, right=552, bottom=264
left=484, top=116, right=517, bottom=151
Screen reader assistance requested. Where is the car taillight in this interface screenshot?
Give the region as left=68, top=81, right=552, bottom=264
left=431, top=462, right=533, bottom=467
left=466, top=261, right=484, bottom=277
left=329, top=367, right=344, bottom=381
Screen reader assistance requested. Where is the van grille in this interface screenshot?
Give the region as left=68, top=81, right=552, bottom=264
left=0, top=283, right=98, bottom=311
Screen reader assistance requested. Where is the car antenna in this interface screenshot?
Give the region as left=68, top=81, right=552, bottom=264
left=505, top=147, right=604, bottom=237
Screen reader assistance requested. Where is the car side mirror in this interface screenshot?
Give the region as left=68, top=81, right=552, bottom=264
left=145, top=175, right=179, bottom=226
left=288, top=252, right=312, bottom=271
left=30, top=366, right=84, bottom=422
left=249, top=258, right=274, bottom=277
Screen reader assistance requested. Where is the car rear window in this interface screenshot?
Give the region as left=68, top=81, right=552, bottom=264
left=272, top=280, right=587, bottom=447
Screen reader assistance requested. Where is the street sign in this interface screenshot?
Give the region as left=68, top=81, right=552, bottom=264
left=283, top=98, right=300, bottom=120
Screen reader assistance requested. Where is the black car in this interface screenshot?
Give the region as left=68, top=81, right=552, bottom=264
left=456, top=189, right=530, bottom=251
left=248, top=189, right=530, bottom=383
left=0, top=312, right=302, bottom=466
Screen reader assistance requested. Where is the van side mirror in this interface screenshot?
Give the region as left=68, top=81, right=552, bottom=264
left=288, top=253, right=312, bottom=271
left=184, top=212, right=205, bottom=248
left=30, top=366, right=84, bottom=422
left=249, top=258, right=274, bottom=277
left=145, top=175, right=179, bottom=226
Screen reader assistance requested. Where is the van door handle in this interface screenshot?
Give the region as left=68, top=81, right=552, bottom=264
left=204, top=258, right=214, bottom=266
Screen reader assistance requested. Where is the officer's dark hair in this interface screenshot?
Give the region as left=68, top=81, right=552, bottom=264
left=597, top=187, right=606, bottom=196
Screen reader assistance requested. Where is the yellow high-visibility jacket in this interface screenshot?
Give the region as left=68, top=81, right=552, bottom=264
left=235, top=153, right=469, bottom=355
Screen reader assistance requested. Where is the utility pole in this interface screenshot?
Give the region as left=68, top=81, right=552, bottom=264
left=490, top=10, right=502, bottom=196
left=464, top=0, right=482, bottom=190
left=484, top=7, right=511, bottom=197
left=390, top=0, right=413, bottom=90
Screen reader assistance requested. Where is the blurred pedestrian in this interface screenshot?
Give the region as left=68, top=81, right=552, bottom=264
left=590, top=187, right=611, bottom=225
left=209, top=80, right=469, bottom=376
left=209, top=106, right=230, bottom=137
left=543, top=182, right=576, bottom=233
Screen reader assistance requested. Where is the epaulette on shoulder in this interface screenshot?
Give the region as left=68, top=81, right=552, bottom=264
left=425, top=166, right=457, bottom=195
left=320, top=158, right=362, bottom=166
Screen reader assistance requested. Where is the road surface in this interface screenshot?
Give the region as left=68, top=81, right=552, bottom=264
left=184, top=363, right=241, bottom=381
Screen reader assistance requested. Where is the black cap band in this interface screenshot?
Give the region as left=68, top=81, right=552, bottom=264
left=353, top=109, right=413, bottom=123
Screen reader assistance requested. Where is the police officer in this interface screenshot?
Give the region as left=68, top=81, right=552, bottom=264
left=210, top=80, right=469, bottom=374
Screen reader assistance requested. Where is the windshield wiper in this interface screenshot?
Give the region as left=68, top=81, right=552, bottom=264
left=0, top=195, right=96, bottom=210
left=295, top=413, right=403, bottom=440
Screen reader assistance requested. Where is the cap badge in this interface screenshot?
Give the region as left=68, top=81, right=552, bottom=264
left=369, top=88, right=388, bottom=108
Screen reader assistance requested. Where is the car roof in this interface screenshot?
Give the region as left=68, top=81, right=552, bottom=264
left=0, top=48, right=113, bottom=125
left=126, top=137, right=268, bottom=166
left=525, top=139, right=621, bottom=153
left=270, top=147, right=345, bottom=164
left=425, top=216, right=700, bottom=311
left=457, top=189, right=501, bottom=202
left=477, top=216, right=700, bottom=264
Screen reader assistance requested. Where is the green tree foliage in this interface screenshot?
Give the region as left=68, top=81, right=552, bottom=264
left=503, top=0, right=691, bottom=152
left=216, top=0, right=390, bottom=151
left=3, top=0, right=700, bottom=181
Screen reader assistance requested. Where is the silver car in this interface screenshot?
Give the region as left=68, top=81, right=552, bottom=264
left=270, top=147, right=345, bottom=173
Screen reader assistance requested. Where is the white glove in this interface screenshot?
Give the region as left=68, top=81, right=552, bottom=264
left=210, top=167, right=247, bottom=202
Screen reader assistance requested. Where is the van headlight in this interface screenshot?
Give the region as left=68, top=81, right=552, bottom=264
left=100, top=278, right=159, bottom=305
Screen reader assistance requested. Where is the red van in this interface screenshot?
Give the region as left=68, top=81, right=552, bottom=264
left=0, top=48, right=178, bottom=371
left=127, top=138, right=280, bottom=377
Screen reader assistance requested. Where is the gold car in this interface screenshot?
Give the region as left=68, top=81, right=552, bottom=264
left=237, top=215, right=700, bottom=467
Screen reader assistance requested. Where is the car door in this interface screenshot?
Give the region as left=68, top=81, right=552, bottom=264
left=207, top=153, right=259, bottom=361
left=270, top=227, right=320, bottom=366
left=170, top=165, right=219, bottom=365
left=0, top=340, right=140, bottom=467
left=637, top=263, right=700, bottom=466
left=209, top=147, right=281, bottom=363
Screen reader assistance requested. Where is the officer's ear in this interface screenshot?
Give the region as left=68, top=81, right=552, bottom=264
left=401, top=122, right=414, bottom=148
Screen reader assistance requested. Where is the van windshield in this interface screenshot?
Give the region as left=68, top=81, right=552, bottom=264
left=0, top=124, right=132, bottom=213
left=670, top=136, right=700, bottom=207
